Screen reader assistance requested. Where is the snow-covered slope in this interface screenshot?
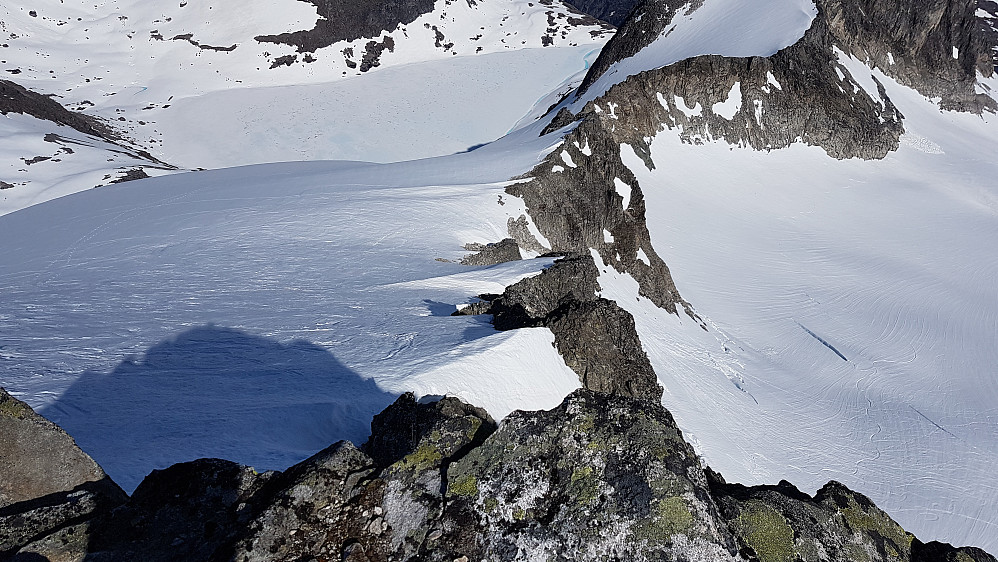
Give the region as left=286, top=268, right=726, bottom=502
left=0, top=123, right=580, bottom=493
left=607, top=70, right=998, bottom=551
left=2, top=0, right=997, bottom=555
left=512, top=0, right=998, bottom=552
left=1, top=0, right=610, bottom=214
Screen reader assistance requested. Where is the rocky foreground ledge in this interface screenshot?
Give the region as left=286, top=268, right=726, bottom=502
left=1, top=385, right=994, bottom=562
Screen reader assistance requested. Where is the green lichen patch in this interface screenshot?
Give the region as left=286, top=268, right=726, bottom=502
left=448, top=474, right=479, bottom=498
left=397, top=443, right=442, bottom=472
left=466, top=416, right=483, bottom=440
left=0, top=393, right=32, bottom=419
left=733, top=503, right=795, bottom=562
left=631, top=496, right=694, bottom=545
left=569, top=465, right=600, bottom=505
left=840, top=500, right=912, bottom=558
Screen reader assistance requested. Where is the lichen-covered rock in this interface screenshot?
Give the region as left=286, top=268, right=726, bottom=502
left=709, top=474, right=996, bottom=562
left=368, top=393, right=496, bottom=561
left=442, top=389, right=738, bottom=561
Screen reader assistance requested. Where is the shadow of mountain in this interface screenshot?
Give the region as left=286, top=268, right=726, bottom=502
left=39, top=325, right=398, bottom=493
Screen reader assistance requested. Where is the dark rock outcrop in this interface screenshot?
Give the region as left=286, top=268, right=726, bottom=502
left=562, top=0, right=643, bottom=26
left=509, top=0, right=997, bottom=322
left=84, top=459, right=271, bottom=561
left=10, top=389, right=994, bottom=561
left=460, top=238, right=522, bottom=267
left=0, top=80, right=110, bottom=140
left=255, top=0, right=436, bottom=53
left=578, top=0, right=702, bottom=95
left=820, top=0, right=996, bottom=112
left=459, top=254, right=663, bottom=401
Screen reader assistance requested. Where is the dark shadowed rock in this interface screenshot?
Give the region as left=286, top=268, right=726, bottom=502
left=563, top=0, right=643, bottom=26
left=0, top=81, right=110, bottom=140
left=471, top=254, right=663, bottom=401
left=222, top=441, right=386, bottom=562
left=84, top=458, right=271, bottom=561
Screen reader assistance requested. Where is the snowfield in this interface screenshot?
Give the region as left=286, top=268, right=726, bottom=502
left=0, top=125, right=582, bottom=492
left=1, top=0, right=608, bottom=213
left=2, top=0, right=997, bottom=555
left=604, top=67, right=998, bottom=551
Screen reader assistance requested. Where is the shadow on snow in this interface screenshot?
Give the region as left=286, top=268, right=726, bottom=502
left=40, top=325, right=398, bottom=493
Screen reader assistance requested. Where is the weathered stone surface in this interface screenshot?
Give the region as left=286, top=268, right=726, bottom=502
left=0, top=480, right=123, bottom=556
left=443, top=389, right=738, bottom=561
left=85, top=458, right=272, bottom=561
left=709, top=474, right=996, bottom=562
left=0, top=389, right=117, bottom=509
left=820, top=0, right=996, bottom=112
left=4, top=390, right=995, bottom=561
left=459, top=238, right=522, bottom=267
left=0, top=389, right=125, bottom=557
left=223, top=441, right=386, bottom=562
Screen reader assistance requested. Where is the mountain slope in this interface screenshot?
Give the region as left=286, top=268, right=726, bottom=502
left=0, top=0, right=611, bottom=214
left=511, top=0, right=998, bottom=551
left=0, top=0, right=996, bottom=556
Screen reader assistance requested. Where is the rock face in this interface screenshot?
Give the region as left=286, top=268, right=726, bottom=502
left=255, top=0, right=437, bottom=52
left=459, top=254, right=664, bottom=401
left=0, top=80, right=110, bottom=140
left=507, top=0, right=997, bottom=321
left=562, top=0, right=643, bottom=26
left=460, top=238, right=522, bottom=266
left=7, top=389, right=995, bottom=561
left=0, top=389, right=125, bottom=558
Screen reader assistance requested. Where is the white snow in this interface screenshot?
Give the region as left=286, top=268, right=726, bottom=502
left=0, top=125, right=582, bottom=492
left=711, top=82, right=742, bottom=120
left=672, top=94, right=704, bottom=118
left=619, top=69, right=998, bottom=552
left=953, top=46, right=960, bottom=59
left=603, top=229, right=614, bottom=243
left=887, top=52, right=896, bottom=65
left=573, top=0, right=816, bottom=107
left=636, top=247, right=651, bottom=265
left=0, top=0, right=609, bottom=214
left=766, top=71, right=783, bottom=91
left=833, top=47, right=885, bottom=107
left=560, top=149, right=578, bottom=168
left=614, top=177, right=633, bottom=209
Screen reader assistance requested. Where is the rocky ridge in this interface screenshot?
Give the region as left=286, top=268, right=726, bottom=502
left=3, top=385, right=995, bottom=560
left=503, top=0, right=997, bottom=318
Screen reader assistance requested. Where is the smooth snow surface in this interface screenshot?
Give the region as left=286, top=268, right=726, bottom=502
left=0, top=0, right=608, bottom=214
left=616, top=67, right=998, bottom=551
left=0, top=127, right=581, bottom=492
left=574, top=0, right=815, bottom=106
